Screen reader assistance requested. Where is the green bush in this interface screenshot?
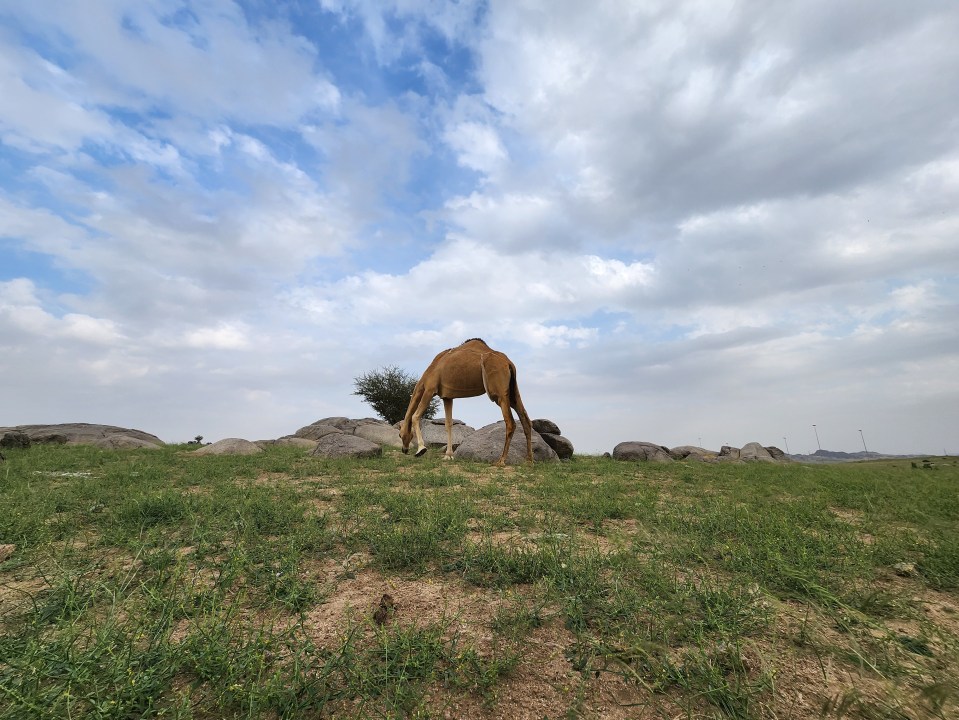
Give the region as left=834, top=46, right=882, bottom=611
left=353, top=365, right=438, bottom=425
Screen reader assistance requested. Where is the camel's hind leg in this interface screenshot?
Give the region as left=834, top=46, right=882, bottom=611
left=494, top=397, right=516, bottom=467
left=443, top=397, right=455, bottom=459
left=510, top=387, right=533, bottom=463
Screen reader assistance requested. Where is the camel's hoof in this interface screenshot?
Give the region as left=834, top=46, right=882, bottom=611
left=443, top=455, right=454, bottom=461
left=415, top=447, right=427, bottom=457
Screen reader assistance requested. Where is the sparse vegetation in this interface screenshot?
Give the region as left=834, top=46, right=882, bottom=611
left=353, top=365, right=438, bottom=425
left=1, top=445, right=957, bottom=718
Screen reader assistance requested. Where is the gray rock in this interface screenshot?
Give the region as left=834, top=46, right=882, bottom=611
left=532, top=418, right=561, bottom=435
left=312, top=417, right=359, bottom=432
left=269, top=437, right=319, bottom=450
left=408, top=418, right=476, bottom=450
left=765, top=446, right=788, bottom=461
left=354, top=420, right=403, bottom=448
left=669, top=445, right=715, bottom=461
left=0, top=423, right=164, bottom=448
left=312, top=433, right=382, bottom=459
left=192, top=438, right=263, bottom=456
left=541, top=433, right=574, bottom=459
left=92, top=435, right=163, bottom=450
left=294, top=423, right=344, bottom=441
left=740, top=442, right=775, bottom=463
left=718, top=445, right=741, bottom=461
left=453, top=421, right=558, bottom=464
left=612, top=442, right=673, bottom=462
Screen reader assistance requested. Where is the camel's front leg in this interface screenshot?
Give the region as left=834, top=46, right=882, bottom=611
left=494, top=400, right=516, bottom=466
left=410, top=388, right=429, bottom=457
left=443, top=398, right=455, bottom=460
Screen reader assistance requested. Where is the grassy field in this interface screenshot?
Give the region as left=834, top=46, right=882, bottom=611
left=1, top=445, right=957, bottom=719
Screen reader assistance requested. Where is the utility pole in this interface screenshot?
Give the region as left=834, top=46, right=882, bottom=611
left=812, top=424, right=821, bottom=451
left=859, top=429, right=868, bottom=453
left=783, top=436, right=790, bottom=454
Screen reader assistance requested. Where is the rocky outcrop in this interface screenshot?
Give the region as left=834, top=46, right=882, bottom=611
left=0, top=423, right=164, bottom=449
left=615, top=440, right=791, bottom=464
left=612, top=441, right=673, bottom=463
left=453, top=421, right=558, bottom=464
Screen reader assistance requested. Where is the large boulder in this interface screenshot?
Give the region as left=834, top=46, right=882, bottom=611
left=353, top=420, right=403, bottom=448
left=192, top=438, right=263, bottom=456
left=259, top=437, right=318, bottom=450
left=718, top=445, right=741, bottom=461
left=294, top=423, right=344, bottom=441
left=765, top=446, right=788, bottom=461
left=541, top=433, right=574, bottom=459
left=740, top=442, right=775, bottom=463
left=453, top=421, right=558, bottom=464
left=312, top=417, right=359, bottom=433
left=92, top=435, right=163, bottom=450
left=312, top=433, right=382, bottom=459
left=669, top=445, right=716, bottom=462
left=612, top=442, right=673, bottom=463
left=401, top=418, right=476, bottom=450
left=0, top=423, right=164, bottom=448
left=532, top=418, right=561, bottom=435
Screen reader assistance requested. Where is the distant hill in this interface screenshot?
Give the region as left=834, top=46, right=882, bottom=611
left=788, top=449, right=919, bottom=463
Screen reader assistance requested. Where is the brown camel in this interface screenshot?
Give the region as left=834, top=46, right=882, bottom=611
left=399, top=338, right=533, bottom=465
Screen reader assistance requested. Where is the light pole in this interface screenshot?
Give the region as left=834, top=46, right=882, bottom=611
left=859, top=429, right=868, bottom=453
left=783, top=436, right=790, bottom=454
left=812, top=424, right=821, bottom=451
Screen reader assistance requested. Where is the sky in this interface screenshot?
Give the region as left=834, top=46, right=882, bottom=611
left=1, top=0, right=958, bottom=455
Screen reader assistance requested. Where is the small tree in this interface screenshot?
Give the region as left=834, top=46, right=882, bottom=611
left=353, top=365, right=438, bottom=425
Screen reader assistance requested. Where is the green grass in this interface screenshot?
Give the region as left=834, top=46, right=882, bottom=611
left=1, top=446, right=958, bottom=718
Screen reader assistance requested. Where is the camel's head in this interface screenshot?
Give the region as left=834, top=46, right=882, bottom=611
left=398, top=419, right=412, bottom=454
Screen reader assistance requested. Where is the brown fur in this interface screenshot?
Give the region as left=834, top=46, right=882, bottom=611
left=399, top=339, right=533, bottom=465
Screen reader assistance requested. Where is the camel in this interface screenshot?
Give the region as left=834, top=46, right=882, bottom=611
left=399, top=338, right=533, bottom=465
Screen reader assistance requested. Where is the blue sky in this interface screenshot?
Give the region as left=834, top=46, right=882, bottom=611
left=2, top=0, right=958, bottom=455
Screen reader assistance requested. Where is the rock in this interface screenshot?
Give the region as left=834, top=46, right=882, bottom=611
left=312, top=433, right=382, bottom=459
left=92, top=435, right=163, bottom=450
left=312, top=417, right=359, bottom=432
left=353, top=420, right=403, bottom=448
left=612, top=442, right=673, bottom=462
left=269, top=437, right=319, bottom=450
left=669, top=445, right=715, bottom=461
left=541, top=433, right=574, bottom=459
left=0, top=423, right=164, bottom=448
left=453, top=421, right=558, bottom=464
left=718, top=445, right=741, bottom=461
left=294, top=423, right=344, bottom=441
left=765, top=446, right=788, bottom=461
left=532, top=418, right=561, bottom=435
left=0, top=431, right=31, bottom=449
left=740, top=442, right=775, bottom=463
left=893, top=562, right=916, bottom=577
left=192, top=438, right=263, bottom=456
left=407, top=418, right=476, bottom=450
left=0, top=544, right=15, bottom=563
